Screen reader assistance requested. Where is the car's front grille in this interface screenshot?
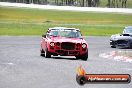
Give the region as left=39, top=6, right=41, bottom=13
left=61, top=42, right=75, bottom=50
left=117, top=40, right=128, bottom=44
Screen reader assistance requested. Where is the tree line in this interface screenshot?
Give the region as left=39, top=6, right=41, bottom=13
left=0, top=0, right=128, bottom=8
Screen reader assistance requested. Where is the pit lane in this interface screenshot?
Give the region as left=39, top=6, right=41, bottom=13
left=0, top=36, right=131, bottom=88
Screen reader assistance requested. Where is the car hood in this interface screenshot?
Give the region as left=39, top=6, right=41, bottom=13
left=111, top=34, right=132, bottom=40
left=50, top=37, right=86, bottom=43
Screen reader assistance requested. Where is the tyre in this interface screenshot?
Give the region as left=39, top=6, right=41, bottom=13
left=40, top=49, right=45, bottom=57
left=75, top=55, right=81, bottom=60
left=81, top=52, right=88, bottom=61
left=111, top=45, right=116, bottom=48
left=130, top=43, right=132, bottom=48
left=44, top=48, right=51, bottom=58
left=110, top=41, right=116, bottom=48
left=76, top=52, right=88, bottom=61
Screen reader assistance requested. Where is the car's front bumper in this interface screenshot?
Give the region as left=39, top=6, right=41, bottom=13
left=110, top=40, right=132, bottom=48
left=49, top=48, right=88, bottom=56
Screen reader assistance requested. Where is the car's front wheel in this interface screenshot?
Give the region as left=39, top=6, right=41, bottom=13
left=110, top=41, right=116, bottom=48
left=81, top=52, right=88, bottom=61
left=40, top=49, right=45, bottom=57
left=111, top=45, right=116, bottom=48
left=76, top=52, right=88, bottom=61
left=44, top=48, right=51, bottom=58
left=76, top=55, right=81, bottom=60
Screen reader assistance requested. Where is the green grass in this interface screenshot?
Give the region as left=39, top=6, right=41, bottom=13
left=0, top=6, right=132, bottom=36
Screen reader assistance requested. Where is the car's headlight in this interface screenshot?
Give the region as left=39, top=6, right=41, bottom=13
left=50, top=42, right=54, bottom=46
left=113, top=37, right=118, bottom=40
left=82, top=43, right=87, bottom=48
left=111, top=36, right=117, bottom=40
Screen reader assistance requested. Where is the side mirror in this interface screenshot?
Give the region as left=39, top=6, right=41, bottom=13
left=42, top=34, right=46, bottom=38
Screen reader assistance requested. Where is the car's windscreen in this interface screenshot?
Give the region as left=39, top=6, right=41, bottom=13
left=125, top=28, right=132, bottom=33
left=48, top=29, right=82, bottom=38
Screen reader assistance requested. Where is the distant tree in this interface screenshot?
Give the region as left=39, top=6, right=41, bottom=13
left=86, top=0, right=100, bottom=7
left=107, top=0, right=111, bottom=7
left=91, top=0, right=100, bottom=7
left=86, top=0, right=92, bottom=7
left=79, top=0, right=85, bottom=7
left=120, top=0, right=127, bottom=8
left=95, top=0, right=100, bottom=7
left=111, top=0, right=120, bottom=8
left=55, top=0, right=58, bottom=5
left=107, top=0, right=120, bottom=8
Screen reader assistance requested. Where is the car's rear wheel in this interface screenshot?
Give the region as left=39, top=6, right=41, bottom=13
left=45, top=48, right=51, bottom=58
left=40, top=49, right=45, bottom=57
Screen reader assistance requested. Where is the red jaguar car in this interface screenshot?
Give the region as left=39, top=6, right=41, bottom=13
left=40, top=27, right=88, bottom=61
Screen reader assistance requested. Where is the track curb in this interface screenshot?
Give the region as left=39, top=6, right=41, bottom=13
left=99, top=51, right=132, bottom=63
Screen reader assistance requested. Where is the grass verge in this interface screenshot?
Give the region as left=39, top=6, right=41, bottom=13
left=0, top=6, right=132, bottom=36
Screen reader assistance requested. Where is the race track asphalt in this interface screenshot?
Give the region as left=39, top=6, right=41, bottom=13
left=0, top=36, right=132, bottom=88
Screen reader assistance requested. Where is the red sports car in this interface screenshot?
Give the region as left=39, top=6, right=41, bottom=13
left=40, top=27, right=88, bottom=61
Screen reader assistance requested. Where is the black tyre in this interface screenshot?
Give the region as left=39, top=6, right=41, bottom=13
left=81, top=52, right=88, bottom=61
left=75, top=55, right=81, bottom=60
left=76, top=52, right=88, bottom=61
left=111, top=45, right=116, bottom=48
left=45, top=48, right=51, bottom=58
left=130, top=43, right=132, bottom=48
left=40, top=49, right=45, bottom=57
